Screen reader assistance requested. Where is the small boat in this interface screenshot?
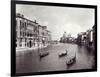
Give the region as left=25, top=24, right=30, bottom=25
left=59, top=50, right=68, bottom=57
left=39, top=51, right=49, bottom=58
left=66, top=52, right=76, bottom=66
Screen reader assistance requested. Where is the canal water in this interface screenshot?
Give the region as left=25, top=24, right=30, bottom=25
left=16, top=43, right=95, bottom=73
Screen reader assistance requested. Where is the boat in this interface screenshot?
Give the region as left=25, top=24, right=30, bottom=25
left=59, top=50, right=68, bottom=57
left=66, top=52, right=76, bottom=66
left=39, top=51, right=49, bottom=58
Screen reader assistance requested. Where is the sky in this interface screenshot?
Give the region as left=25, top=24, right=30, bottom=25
left=16, top=4, right=95, bottom=40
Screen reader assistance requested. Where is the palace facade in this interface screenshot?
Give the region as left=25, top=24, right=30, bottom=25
left=16, top=13, right=51, bottom=49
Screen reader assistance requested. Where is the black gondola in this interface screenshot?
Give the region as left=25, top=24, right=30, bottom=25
left=39, top=51, right=49, bottom=58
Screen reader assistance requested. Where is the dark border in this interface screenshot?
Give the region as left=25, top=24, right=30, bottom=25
left=11, top=0, right=97, bottom=76
left=11, top=0, right=16, bottom=76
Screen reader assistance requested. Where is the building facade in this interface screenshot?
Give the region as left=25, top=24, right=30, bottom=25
left=77, top=25, right=95, bottom=50
left=16, top=13, right=51, bottom=49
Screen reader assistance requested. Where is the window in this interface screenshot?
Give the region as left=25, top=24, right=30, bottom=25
left=20, top=31, right=22, bottom=36
left=20, top=20, right=22, bottom=29
left=24, top=22, right=27, bottom=30
left=23, top=32, right=25, bottom=37
left=25, top=32, right=26, bottom=36
left=22, top=22, right=24, bottom=29
left=27, top=32, right=29, bottom=37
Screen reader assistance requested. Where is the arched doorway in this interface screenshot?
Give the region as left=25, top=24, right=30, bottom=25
left=29, top=40, right=32, bottom=48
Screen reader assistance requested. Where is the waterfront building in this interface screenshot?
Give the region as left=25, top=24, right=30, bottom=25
left=16, top=13, right=51, bottom=49
left=16, top=13, right=36, bottom=48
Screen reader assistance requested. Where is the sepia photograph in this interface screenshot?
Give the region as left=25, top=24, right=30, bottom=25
left=11, top=1, right=97, bottom=76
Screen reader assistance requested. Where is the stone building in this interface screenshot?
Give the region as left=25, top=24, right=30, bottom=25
left=16, top=13, right=51, bottom=49
left=85, top=28, right=94, bottom=49
left=37, top=25, right=51, bottom=47
left=77, top=25, right=95, bottom=50
left=46, top=30, right=51, bottom=45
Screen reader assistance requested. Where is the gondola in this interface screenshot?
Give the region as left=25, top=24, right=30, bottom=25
left=39, top=51, right=49, bottom=58
left=59, top=50, right=68, bottom=57
left=66, top=52, right=76, bottom=66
